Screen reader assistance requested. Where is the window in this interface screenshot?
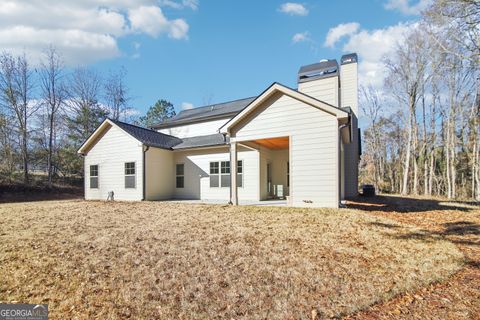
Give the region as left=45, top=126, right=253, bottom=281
left=209, top=160, right=243, bottom=188
left=237, top=160, right=243, bottom=187
left=176, top=164, right=184, bottom=188
left=209, top=162, right=219, bottom=187
left=220, top=161, right=230, bottom=187
left=90, top=165, right=98, bottom=189
left=125, top=162, right=136, bottom=188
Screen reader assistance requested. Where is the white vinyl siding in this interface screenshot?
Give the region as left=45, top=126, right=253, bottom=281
left=84, top=124, right=143, bottom=201
left=232, top=93, right=339, bottom=208
left=173, top=147, right=259, bottom=201
left=145, top=147, right=174, bottom=200
left=157, top=118, right=229, bottom=138
left=298, top=76, right=339, bottom=107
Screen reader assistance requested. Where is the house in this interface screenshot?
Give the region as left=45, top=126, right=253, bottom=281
left=78, top=54, right=360, bottom=208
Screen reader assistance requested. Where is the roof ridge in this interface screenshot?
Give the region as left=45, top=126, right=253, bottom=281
left=109, top=118, right=181, bottom=140
left=176, top=96, right=257, bottom=115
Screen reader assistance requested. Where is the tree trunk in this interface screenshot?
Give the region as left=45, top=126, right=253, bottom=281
left=47, top=112, right=54, bottom=188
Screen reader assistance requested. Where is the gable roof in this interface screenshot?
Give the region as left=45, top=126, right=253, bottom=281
left=78, top=119, right=229, bottom=154
left=220, top=82, right=349, bottom=134
left=152, top=97, right=256, bottom=129
left=77, top=119, right=182, bottom=154
left=110, top=119, right=182, bottom=149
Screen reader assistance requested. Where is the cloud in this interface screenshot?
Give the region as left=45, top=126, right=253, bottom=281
left=342, top=22, right=414, bottom=88
left=324, top=21, right=414, bottom=89
left=324, top=22, right=360, bottom=48
left=159, top=0, right=199, bottom=10
left=128, top=6, right=189, bottom=39
left=0, top=0, right=192, bottom=65
left=131, top=41, right=141, bottom=59
left=279, top=3, right=308, bottom=16
left=292, top=31, right=310, bottom=43
left=384, top=0, right=431, bottom=15
left=181, top=102, right=194, bottom=110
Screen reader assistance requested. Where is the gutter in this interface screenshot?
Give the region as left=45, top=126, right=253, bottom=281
left=142, top=145, right=150, bottom=201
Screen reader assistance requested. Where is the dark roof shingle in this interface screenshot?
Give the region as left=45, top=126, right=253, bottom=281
left=111, top=119, right=182, bottom=149
left=111, top=120, right=227, bottom=150
left=152, top=97, right=255, bottom=128
left=172, top=133, right=228, bottom=150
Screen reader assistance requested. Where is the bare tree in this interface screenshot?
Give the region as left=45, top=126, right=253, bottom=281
left=384, top=28, right=430, bottom=195
left=360, top=85, right=383, bottom=188
left=104, top=67, right=130, bottom=121
left=66, top=67, right=107, bottom=143
left=424, top=0, right=480, bottom=66
left=39, top=46, right=66, bottom=187
left=0, top=52, right=34, bottom=184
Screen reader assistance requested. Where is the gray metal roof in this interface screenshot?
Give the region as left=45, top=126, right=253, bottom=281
left=111, top=119, right=182, bottom=149
left=152, top=97, right=256, bottom=129
left=172, top=133, right=228, bottom=150
left=298, top=59, right=339, bottom=83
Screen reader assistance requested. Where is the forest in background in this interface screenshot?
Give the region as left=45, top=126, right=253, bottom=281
left=0, top=0, right=478, bottom=200
left=0, top=46, right=176, bottom=189
left=359, top=0, right=479, bottom=200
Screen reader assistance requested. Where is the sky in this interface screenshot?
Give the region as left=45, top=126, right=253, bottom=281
left=0, top=0, right=430, bottom=115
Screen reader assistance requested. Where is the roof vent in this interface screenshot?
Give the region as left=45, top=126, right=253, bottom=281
left=298, top=59, right=339, bottom=84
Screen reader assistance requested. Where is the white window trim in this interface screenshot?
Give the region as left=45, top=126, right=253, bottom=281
left=124, top=162, right=136, bottom=189
left=90, top=164, right=99, bottom=189
left=176, top=163, right=185, bottom=189
left=209, top=160, right=243, bottom=188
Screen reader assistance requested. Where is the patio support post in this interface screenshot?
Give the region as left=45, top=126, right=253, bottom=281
left=230, top=141, right=238, bottom=205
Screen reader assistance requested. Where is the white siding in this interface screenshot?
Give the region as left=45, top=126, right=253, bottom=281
left=298, top=76, right=339, bottom=107
left=158, top=118, right=229, bottom=138
left=232, top=93, right=339, bottom=208
left=145, top=147, right=174, bottom=200
left=340, top=62, right=358, bottom=115
left=84, top=125, right=143, bottom=201
left=173, top=147, right=260, bottom=201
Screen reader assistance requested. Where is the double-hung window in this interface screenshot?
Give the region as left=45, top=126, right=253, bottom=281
left=176, top=164, right=184, bottom=188
left=210, top=160, right=243, bottom=188
left=90, top=165, right=98, bottom=189
left=209, top=162, right=219, bottom=187
left=220, top=161, right=231, bottom=187
left=125, top=162, right=136, bottom=188
left=236, top=160, right=243, bottom=187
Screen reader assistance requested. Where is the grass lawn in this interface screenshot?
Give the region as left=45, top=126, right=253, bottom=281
left=0, top=200, right=466, bottom=319
left=347, top=195, right=480, bottom=320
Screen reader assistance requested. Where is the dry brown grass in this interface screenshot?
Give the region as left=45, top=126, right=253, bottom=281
left=0, top=200, right=464, bottom=319
left=346, top=195, right=480, bottom=320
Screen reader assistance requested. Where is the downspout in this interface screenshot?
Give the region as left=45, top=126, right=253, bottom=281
left=142, top=145, right=150, bottom=201
left=338, top=114, right=351, bottom=207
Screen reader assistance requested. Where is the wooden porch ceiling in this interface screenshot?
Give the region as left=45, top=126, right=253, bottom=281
left=251, top=136, right=289, bottom=150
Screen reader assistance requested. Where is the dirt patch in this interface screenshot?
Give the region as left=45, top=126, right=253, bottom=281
left=0, top=200, right=463, bottom=319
